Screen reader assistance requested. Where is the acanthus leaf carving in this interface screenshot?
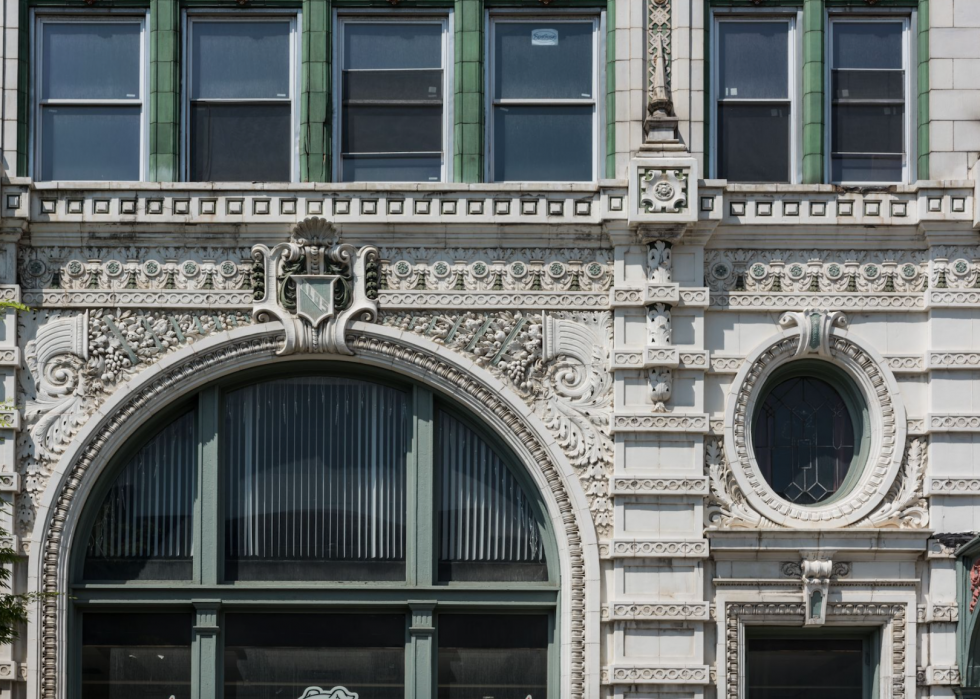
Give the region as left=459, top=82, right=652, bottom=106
left=858, top=437, right=928, bottom=529
left=24, top=312, right=89, bottom=463
left=704, top=438, right=769, bottom=529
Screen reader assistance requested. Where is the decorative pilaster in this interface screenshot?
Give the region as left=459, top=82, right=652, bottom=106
left=628, top=1, right=697, bottom=232
left=409, top=602, right=436, bottom=699
left=192, top=601, right=221, bottom=699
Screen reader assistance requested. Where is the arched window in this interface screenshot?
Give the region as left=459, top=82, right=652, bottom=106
left=75, top=371, right=557, bottom=699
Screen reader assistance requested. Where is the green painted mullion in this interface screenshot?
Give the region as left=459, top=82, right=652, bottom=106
left=191, top=601, right=221, bottom=699
left=604, top=0, right=614, bottom=179
left=917, top=0, right=929, bottom=180
left=302, top=0, right=331, bottom=182
left=801, top=0, right=824, bottom=184
left=70, top=587, right=561, bottom=604
left=409, top=602, right=436, bottom=699
left=454, top=0, right=483, bottom=182
left=412, top=387, right=435, bottom=587
left=150, top=0, right=179, bottom=181
left=196, top=387, right=221, bottom=586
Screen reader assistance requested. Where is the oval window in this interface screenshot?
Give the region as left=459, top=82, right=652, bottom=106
left=752, top=373, right=861, bottom=505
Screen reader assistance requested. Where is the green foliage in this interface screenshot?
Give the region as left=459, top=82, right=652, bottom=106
left=0, top=301, right=31, bottom=314
left=0, top=512, right=53, bottom=645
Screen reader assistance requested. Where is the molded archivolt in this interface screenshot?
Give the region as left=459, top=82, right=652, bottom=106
left=26, top=323, right=600, bottom=699
left=721, top=312, right=911, bottom=529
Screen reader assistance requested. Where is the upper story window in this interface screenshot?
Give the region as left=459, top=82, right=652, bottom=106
left=337, top=18, right=450, bottom=182
left=34, top=16, right=146, bottom=181
left=489, top=16, right=599, bottom=183
left=185, top=15, right=298, bottom=182
left=712, top=17, right=795, bottom=183
left=829, top=18, right=909, bottom=184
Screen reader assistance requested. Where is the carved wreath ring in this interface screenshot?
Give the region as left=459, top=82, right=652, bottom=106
left=722, top=314, right=907, bottom=528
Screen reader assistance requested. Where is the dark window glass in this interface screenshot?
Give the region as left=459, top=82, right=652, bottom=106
left=341, top=23, right=444, bottom=182
left=343, top=23, right=442, bottom=69
left=342, top=156, right=442, bottom=183
left=717, top=22, right=788, bottom=100
left=831, top=105, right=904, bottom=155
left=494, top=23, right=594, bottom=100
left=342, top=105, right=444, bottom=154
left=438, top=614, right=549, bottom=699
left=82, top=613, right=192, bottom=699
left=438, top=410, right=547, bottom=582
left=188, top=20, right=293, bottom=182
left=191, top=21, right=291, bottom=99
left=40, top=106, right=141, bottom=182
left=190, top=103, right=291, bottom=182
left=493, top=105, right=594, bottom=182
left=223, top=378, right=409, bottom=581
left=717, top=104, right=790, bottom=183
left=224, top=613, right=405, bottom=699
left=715, top=22, right=791, bottom=182
left=752, top=377, right=856, bottom=505
left=832, top=22, right=903, bottom=70
left=747, top=637, right=864, bottom=699
left=831, top=22, right=905, bottom=183
left=42, top=23, right=141, bottom=100
left=84, top=411, right=196, bottom=581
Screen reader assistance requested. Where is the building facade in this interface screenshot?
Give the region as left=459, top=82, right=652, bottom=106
left=1, top=0, right=980, bottom=698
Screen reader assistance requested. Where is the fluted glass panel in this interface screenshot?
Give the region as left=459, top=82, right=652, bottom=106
left=437, top=409, right=546, bottom=582
left=224, top=378, right=409, bottom=581
left=84, top=411, right=196, bottom=581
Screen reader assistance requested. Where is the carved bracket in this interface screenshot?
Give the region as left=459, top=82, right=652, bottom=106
left=251, top=222, right=379, bottom=355
left=779, top=308, right=848, bottom=358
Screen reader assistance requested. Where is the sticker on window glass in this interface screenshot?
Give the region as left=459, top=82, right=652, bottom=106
left=532, top=29, right=559, bottom=46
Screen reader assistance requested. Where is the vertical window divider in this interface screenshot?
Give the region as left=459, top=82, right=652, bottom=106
left=191, top=600, right=221, bottom=699
left=196, top=386, right=221, bottom=586
left=408, top=601, right=436, bottom=699
left=411, top=386, right=435, bottom=588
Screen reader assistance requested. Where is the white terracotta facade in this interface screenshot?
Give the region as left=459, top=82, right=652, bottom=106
left=0, top=0, right=978, bottom=698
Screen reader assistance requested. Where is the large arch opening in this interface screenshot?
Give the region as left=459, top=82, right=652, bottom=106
left=71, top=365, right=560, bottom=699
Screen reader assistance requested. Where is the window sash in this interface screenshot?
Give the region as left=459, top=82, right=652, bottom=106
left=487, top=15, right=600, bottom=183
left=710, top=14, right=798, bottom=183
left=182, top=13, right=299, bottom=182
left=335, top=16, right=451, bottom=182
left=827, top=17, right=910, bottom=184
left=32, top=14, right=147, bottom=181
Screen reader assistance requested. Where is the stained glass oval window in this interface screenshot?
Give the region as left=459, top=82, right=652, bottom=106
left=752, top=376, right=858, bottom=505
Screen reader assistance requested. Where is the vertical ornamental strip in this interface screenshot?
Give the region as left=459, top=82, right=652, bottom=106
left=802, top=0, right=825, bottom=184
left=302, top=0, right=331, bottom=183
left=647, top=242, right=673, bottom=411
left=454, top=0, right=483, bottom=183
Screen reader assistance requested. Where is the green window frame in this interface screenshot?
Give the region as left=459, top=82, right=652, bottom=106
left=703, top=0, right=928, bottom=184
left=69, top=365, right=560, bottom=699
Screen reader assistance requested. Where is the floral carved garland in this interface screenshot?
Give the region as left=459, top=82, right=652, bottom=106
left=38, top=329, right=590, bottom=699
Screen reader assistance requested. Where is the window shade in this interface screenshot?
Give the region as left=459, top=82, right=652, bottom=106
left=437, top=409, right=547, bottom=582
left=223, top=378, right=409, bottom=581
left=84, top=410, right=196, bottom=581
